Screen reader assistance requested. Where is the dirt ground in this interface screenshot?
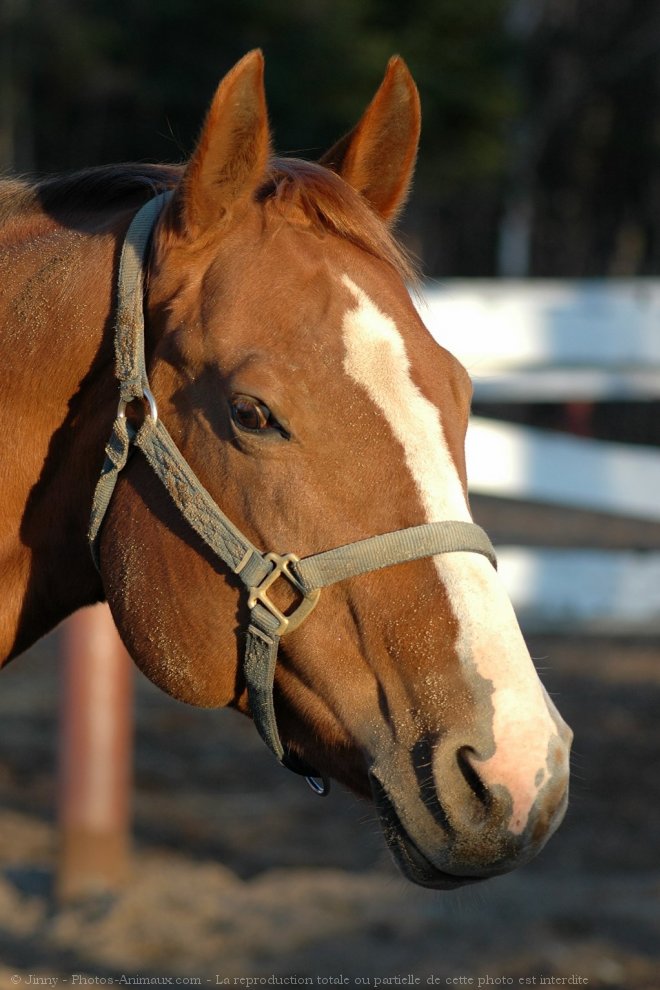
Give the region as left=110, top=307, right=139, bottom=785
left=0, top=501, right=658, bottom=989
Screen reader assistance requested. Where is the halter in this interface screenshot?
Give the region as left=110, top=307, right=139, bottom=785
left=89, top=194, right=497, bottom=796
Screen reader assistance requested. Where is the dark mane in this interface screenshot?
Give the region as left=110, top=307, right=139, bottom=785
left=0, top=163, right=181, bottom=226
left=36, top=163, right=182, bottom=213
left=1, top=158, right=416, bottom=280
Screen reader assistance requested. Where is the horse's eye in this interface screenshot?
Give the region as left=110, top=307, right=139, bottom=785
left=231, top=395, right=273, bottom=432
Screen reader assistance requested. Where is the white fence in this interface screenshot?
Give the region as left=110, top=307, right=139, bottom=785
left=417, top=278, right=660, bottom=401
left=416, top=279, right=660, bottom=634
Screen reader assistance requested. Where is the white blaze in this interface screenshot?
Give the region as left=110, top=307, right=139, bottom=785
left=341, top=275, right=559, bottom=834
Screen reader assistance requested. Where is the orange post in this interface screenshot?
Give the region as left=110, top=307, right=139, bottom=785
left=56, top=603, right=133, bottom=901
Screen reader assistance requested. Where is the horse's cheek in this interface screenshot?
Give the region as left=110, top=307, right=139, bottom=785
left=98, top=464, right=243, bottom=709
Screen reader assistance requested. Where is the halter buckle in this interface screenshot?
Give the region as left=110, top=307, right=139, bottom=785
left=248, top=552, right=320, bottom=635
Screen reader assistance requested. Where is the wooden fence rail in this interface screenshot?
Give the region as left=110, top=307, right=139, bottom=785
left=417, top=278, right=660, bottom=634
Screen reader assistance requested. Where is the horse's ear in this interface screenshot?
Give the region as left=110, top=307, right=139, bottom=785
left=175, top=50, right=270, bottom=235
left=319, top=56, right=420, bottom=224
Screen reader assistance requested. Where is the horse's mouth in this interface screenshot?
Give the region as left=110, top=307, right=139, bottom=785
left=370, top=775, right=485, bottom=891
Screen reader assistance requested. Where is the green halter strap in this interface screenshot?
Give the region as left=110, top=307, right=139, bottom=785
left=89, top=194, right=497, bottom=793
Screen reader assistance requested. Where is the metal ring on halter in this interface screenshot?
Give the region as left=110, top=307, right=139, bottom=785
left=306, top=774, right=331, bottom=797
left=117, top=386, right=159, bottom=425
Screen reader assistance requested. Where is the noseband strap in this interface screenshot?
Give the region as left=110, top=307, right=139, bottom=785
left=89, top=195, right=497, bottom=792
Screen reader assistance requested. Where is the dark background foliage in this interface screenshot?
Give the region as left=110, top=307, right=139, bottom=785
left=2, top=0, right=660, bottom=277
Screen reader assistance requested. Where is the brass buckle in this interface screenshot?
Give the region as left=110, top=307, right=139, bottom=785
left=248, top=552, right=320, bottom=635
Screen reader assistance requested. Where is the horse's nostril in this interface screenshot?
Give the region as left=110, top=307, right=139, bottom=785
left=456, top=746, right=491, bottom=809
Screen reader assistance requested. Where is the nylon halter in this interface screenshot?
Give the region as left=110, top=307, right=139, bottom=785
left=89, top=193, right=497, bottom=795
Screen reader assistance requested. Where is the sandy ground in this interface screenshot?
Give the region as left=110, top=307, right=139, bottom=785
left=0, top=500, right=658, bottom=988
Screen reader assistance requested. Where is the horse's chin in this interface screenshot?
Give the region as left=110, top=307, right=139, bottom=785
left=370, top=776, right=486, bottom=891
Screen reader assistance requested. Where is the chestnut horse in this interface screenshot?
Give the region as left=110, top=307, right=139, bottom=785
left=0, top=52, right=571, bottom=888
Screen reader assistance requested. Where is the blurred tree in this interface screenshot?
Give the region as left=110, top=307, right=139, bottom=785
left=0, top=0, right=516, bottom=275
left=2, top=0, right=659, bottom=277
left=0, top=0, right=35, bottom=170
left=362, top=0, right=519, bottom=274
left=517, top=0, right=660, bottom=276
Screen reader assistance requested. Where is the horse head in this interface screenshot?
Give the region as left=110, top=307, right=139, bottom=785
left=99, top=52, right=572, bottom=888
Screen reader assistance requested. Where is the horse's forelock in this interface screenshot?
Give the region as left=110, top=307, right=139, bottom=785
left=257, top=158, right=418, bottom=285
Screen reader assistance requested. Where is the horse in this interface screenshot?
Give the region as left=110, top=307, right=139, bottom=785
left=0, top=51, right=571, bottom=889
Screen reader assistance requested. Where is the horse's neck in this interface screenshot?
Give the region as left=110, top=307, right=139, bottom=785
left=0, top=208, right=120, bottom=663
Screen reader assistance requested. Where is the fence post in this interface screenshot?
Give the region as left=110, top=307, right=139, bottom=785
left=56, top=603, right=133, bottom=901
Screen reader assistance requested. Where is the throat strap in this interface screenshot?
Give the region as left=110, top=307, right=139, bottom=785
left=89, top=195, right=498, bottom=793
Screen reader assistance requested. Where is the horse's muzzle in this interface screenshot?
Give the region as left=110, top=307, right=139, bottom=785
left=369, top=731, right=571, bottom=889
